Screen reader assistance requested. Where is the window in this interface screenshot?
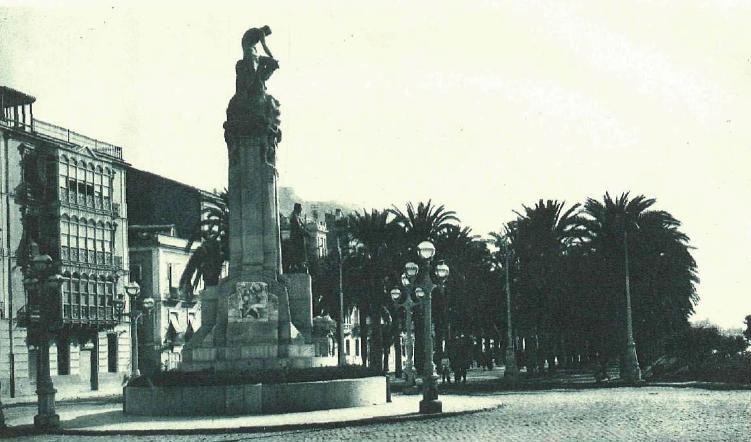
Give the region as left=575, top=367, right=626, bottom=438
left=107, top=334, right=117, bottom=373
left=57, top=338, right=70, bottom=375
left=71, top=275, right=81, bottom=319
left=80, top=276, right=89, bottom=319
left=106, top=281, right=114, bottom=319
left=104, top=224, right=112, bottom=264
left=59, top=160, right=68, bottom=200
left=345, top=340, right=351, bottom=356
left=60, top=218, right=70, bottom=260
left=168, top=263, right=174, bottom=290
left=28, top=349, right=38, bottom=382
left=98, top=279, right=106, bottom=319
left=355, top=339, right=360, bottom=356
left=95, top=167, right=103, bottom=209
left=62, top=273, right=71, bottom=318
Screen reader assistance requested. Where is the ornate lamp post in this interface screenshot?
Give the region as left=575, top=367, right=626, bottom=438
left=503, top=250, right=519, bottom=382
left=399, top=240, right=449, bottom=414
left=23, top=252, right=63, bottom=431
left=390, top=280, right=417, bottom=388
left=114, top=282, right=154, bottom=378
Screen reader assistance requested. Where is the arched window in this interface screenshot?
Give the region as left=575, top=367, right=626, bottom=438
left=60, top=215, right=70, bottom=261
left=68, top=159, right=78, bottom=204
left=95, top=221, right=104, bottom=265
left=95, top=166, right=103, bottom=209
left=105, top=222, right=113, bottom=265
left=103, top=168, right=111, bottom=209
left=87, top=219, right=96, bottom=264
left=59, top=156, right=69, bottom=201
left=70, top=217, right=79, bottom=262
left=76, top=161, right=86, bottom=205
left=86, top=164, right=95, bottom=207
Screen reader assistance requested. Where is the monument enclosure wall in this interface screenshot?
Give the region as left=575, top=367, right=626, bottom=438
left=123, top=376, right=387, bottom=415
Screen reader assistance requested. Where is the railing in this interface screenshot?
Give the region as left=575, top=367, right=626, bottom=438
left=0, top=116, right=123, bottom=160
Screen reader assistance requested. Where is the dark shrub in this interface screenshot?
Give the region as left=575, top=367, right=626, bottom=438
left=650, top=322, right=751, bottom=384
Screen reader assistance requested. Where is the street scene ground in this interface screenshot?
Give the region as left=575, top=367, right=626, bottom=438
left=4, top=367, right=749, bottom=441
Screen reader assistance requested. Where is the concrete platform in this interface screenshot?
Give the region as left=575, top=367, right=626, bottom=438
left=5, top=393, right=506, bottom=435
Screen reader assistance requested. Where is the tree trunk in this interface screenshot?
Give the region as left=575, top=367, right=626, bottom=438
left=368, top=315, right=384, bottom=373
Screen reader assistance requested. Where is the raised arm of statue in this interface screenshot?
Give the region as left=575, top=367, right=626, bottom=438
left=259, top=32, right=274, bottom=59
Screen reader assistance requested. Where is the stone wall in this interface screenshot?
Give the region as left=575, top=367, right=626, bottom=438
left=124, top=376, right=387, bottom=416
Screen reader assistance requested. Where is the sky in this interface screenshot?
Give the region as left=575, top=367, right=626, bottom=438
left=1, top=1, right=749, bottom=329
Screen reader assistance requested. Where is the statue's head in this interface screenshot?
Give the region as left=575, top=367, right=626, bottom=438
left=241, top=25, right=272, bottom=59
left=293, top=203, right=302, bottom=214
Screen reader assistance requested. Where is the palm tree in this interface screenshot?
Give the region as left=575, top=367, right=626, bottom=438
left=434, top=225, right=491, bottom=350
left=346, top=209, right=401, bottom=370
left=493, top=200, right=585, bottom=372
left=389, top=200, right=459, bottom=249
left=179, top=191, right=229, bottom=297
left=581, top=192, right=698, bottom=370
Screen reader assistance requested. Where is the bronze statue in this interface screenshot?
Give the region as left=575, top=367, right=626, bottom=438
left=225, top=25, right=282, bottom=163
left=289, top=203, right=311, bottom=272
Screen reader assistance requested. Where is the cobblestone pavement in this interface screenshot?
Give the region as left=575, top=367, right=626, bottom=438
left=6, top=387, right=750, bottom=441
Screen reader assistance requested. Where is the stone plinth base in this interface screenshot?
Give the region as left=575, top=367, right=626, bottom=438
left=124, top=376, right=387, bottom=416
left=181, top=277, right=315, bottom=372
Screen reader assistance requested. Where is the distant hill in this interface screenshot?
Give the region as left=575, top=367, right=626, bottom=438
left=278, top=187, right=363, bottom=218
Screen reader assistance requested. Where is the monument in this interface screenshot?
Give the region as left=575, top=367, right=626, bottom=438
left=181, top=26, right=316, bottom=370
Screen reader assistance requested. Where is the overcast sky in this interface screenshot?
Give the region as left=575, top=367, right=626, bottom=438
left=1, top=1, right=749, bottom=329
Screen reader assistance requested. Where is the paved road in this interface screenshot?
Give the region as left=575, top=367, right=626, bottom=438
left=6, top=387, right=749, bottom=441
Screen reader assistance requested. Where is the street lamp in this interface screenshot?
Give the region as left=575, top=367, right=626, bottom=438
left=390, top=284, right=417, bottom=388
left=503, top=250, right=519, bottom=382
left=114, top=281, right=154, bottom=378
left=336, top=235, right=348, bottom=367
left=23, top=252, right=64, bottom=431
left=401, top=241, right=449, bottom=414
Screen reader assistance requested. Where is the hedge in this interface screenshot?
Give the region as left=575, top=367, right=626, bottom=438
left=128, top=365, right=382, bottom=387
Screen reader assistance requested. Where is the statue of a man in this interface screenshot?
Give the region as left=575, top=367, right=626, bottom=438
left=289, top=203, right=311, bottom=272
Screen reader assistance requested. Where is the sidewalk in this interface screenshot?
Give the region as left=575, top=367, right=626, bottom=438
left=5, top=393, right=506, bottom=435
left=3, top=386, right=122, bottom=407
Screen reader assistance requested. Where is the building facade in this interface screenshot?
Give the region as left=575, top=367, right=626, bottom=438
left=126, top=168, right=224, bottom=373
left=0, top=86, right=131, bottom=398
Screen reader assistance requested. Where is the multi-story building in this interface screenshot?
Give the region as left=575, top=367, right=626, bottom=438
left=126, top=168, right=225, bottom=373
left=0, top=86, right=131, bottom=397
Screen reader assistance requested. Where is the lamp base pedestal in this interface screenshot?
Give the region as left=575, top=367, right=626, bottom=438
left=503, top=347, right=520, bottom=383
left=419, top=399, right=442, bottom=414
left=33, top=413, right=60, bottom=431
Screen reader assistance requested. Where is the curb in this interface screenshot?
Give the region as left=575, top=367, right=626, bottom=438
left=646, top=381, right=751, bottom=391
left=7, top=403, right=505, bottom=437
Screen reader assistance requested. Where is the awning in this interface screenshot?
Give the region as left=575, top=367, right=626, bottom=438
left=0, top=86, right=36, bottom=108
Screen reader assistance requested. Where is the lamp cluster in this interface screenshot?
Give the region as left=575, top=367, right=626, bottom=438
left=390, top=240, right=449, bottom=415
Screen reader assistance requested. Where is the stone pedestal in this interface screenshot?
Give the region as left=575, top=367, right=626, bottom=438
left=182, top=279, right=315, bottom=371
left=286, top=273, right=313, bottom=341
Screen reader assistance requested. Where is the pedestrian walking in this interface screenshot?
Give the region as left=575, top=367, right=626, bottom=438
left=441, top=354, right=452, bottom=384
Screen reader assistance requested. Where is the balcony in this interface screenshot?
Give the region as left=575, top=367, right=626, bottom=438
left=0, top=116, right=123, bottom=160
